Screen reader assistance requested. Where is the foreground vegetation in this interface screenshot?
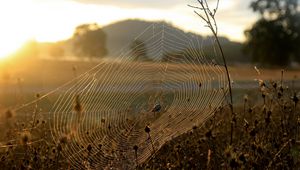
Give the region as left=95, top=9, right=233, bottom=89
left=141, top=76, right=300, bottom=169
left=0, top=67, right=298, bottom=169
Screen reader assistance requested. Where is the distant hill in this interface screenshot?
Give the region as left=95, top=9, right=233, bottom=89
left=102, top=20, right=208, bottom=56
left=36, top=19, right=250, bottom=64
left=102, top=19, right=250, bottom=64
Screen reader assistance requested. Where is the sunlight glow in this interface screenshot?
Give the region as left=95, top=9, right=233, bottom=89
left=0, top=0, right=255, bottom=59
left=0, top=1, right=34, bottom=59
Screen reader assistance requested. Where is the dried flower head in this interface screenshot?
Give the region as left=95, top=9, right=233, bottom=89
left=254, top=66, right=261, bottom=75
left=57, top=144, right=62, bottom=152
left=145, top=126, right=151, bottom=133
left=292, top=93, right=299, bottom=104
left=72, top=65, right=77, bottom=71
left=243, top=94, right=248, bottom=102
left=59, top=134, right=68, bottom=144
left=20, top=131, right=31, bottom=145
left=257, top=79, right=265, bottom=87
left=74, top=95, right=83, bottom=113
left=36, top=93, right=40, bottom=98
left=5, top=110, right=14, bottom=120
left=87, top=144, right=92, bottom=152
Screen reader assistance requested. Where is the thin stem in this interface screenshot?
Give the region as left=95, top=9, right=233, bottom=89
left=56, top=149, right=60, bottom=169
left=213, top=0, right=220, bottom=16
left=148, top=133, right=156, bottom=154
left=133, top=145, right=139, bottom=168
left=31, top=100, right=39, bottom=130
left=135, top=151, right=138, bottom=168
left=188, top=4, right=208, bottom=10
left=194, top=11, right=209, bottom=23
left=266, top=139, right=292, bottom=170
left=214, top=34, right=233, bottom=112
left=191, top=0, right=234, bottom=144
left=281, top=70, right=284, bottom=85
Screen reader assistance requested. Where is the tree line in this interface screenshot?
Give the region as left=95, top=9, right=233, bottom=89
left=47, top=0, right=300, bottom=67
left=244, top=0, right=300, bottom=66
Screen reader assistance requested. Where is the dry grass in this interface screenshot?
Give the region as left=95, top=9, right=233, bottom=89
left=0, top=58, right=299, bottom=169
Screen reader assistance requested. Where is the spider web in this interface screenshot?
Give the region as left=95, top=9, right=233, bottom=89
left=3, top=22, right=227, bottom=169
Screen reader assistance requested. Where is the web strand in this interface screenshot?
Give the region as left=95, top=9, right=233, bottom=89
left=3, top=22, right=227, bottom=169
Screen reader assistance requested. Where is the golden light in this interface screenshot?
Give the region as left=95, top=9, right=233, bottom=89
left=0, top=36, right=27, bottom=60
left=0, top=0, right=128, bottom=60
left=0, top=1, right=34, bottom=59
left=0, top=0, right=249, bottom=61
left=0, top=0, right=78, bottom=59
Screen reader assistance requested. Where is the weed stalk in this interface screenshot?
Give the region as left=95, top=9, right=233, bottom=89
left=189, top=0, right=234, bottom=144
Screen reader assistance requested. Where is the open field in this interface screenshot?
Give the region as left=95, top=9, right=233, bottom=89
left=1, top=59, right=300, bottom=83
left=0, top=58, right=299, bottom=107
left=1, top=59, right=299, bottom=87
left=0, top=58, right=299, bottom=169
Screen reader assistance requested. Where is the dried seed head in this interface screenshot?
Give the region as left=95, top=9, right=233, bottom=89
left=87, top=144, right=92, bottom=152
left=292, top=93, right=299, bottom=104
left=74, top=95, right=83, bottom=113
left=250, top=129, right=256, bottom=137
left=267, top=110, right=272, bottom=117
left=248, top=108, right=253, bottom=113
left=278, top=92, right=282, bottom=99
left=254, top=119, right=259, bottom=126
left=59, top=134, right=68, bottom=144
left=279, top=86, right=284, bottom=93
left=243, top=94, right=248, bottom=102
left=36, top=93, right=40, bottom=98
left=57, top=144, right=62, bottom=152
left=205, top=130, right=212, bottom=138
left=254, top=66, right=261, bottom=75
left=72, top=65, right=77, bottom=71
left=265, top=117, right=271, bottom=124
left=20, top=131, right=31, bottom=145
left=272, top=82, right=277, bottom=89
left=257, top=79, right=265, bottom=87
left=5, top=110, right=14, bottom=119
left=261, top=92, right=266, bottom=99
left=244, top=119, right=249, bottom=130
left=145, top=126, right=150, bottom=133
left=239, top=154, right=246, bottom=163
left=224, top=146, right=232, bottom=158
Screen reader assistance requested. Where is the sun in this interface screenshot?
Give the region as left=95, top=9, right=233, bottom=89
left=0, top=0, right=102, bottom=60
left=0, top=1, right=35, bottom=60
left=0, top=37, right=27, bottom=60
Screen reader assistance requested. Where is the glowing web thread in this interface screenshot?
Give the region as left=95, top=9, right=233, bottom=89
left=9, top=22, right=227, bottom=169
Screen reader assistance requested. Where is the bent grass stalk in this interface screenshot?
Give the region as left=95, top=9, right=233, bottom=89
left=189, top=0, right=234, bottom=144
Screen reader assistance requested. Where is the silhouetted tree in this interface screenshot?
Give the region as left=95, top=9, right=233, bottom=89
left=73, top=23, right=107, bottom=58
left=245, top=0, right=300, bottom=66
left=130, top=40, right=150, bottom=61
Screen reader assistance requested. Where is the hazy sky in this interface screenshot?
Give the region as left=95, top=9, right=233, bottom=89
left=72, top=0, right=258, bottom=41
left=0, top=0, right=258, bottom=58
